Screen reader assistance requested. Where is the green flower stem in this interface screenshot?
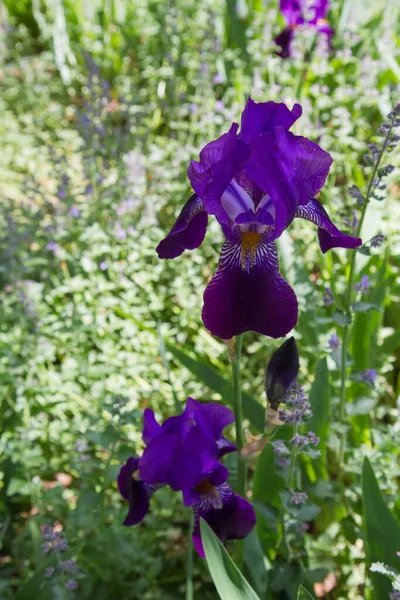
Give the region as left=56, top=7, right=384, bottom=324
left=185, top=512, right=194, bottom=600
left=294, top=34, right=318, bottom=101
left=277, top=423, right=298, bottom=556
left=230, top=333, right=246, bottom=567
left=338, top=119, right=395, bottom=476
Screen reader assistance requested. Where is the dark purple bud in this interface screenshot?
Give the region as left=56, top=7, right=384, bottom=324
left=265, top=337, right=299, bottom=410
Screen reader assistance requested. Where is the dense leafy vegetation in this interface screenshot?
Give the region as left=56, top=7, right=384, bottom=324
left=0, top=1, right=399, bottom=598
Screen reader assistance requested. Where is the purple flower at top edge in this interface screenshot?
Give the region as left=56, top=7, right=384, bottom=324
left=117, top=398, right=256, bottom=557
left=156, top=98, right=361, bottom=340
left=274, top=0, right=334, bottom=58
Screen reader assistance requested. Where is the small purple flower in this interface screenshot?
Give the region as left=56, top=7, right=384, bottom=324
left=117, top=398, right=255, bottom=557
left=290, top=491, right=308, bottom=505
left=272, top=440, right=290, bottom=456
left=66, top=580, right=78, bottom=591
left=190, top=103, right=198, bottom=115
left=360, top=369, right=377, bottom=384
left=156, top=99, right=361, bottom=340
left=343, top=209, right=358, bottom=232
left=215, top=100, right=225, bottom=112
left=370, top=233, right=384, bottom=248
left=307, top=431, right=320, bottom=446
left=213, top=73, right=224, bottom=84
left=328, top=333, right=339, bottom=349
left=69, top=205, right=81, bottom=218
left=290, top=433, right=308, bottom=448
left=60, top=560, right=77, bottom=573
left=99, top=261, right=107, bottom=271
left=275, top=0, right=334, bottom=59
left=354, top=275, right=370, bottom=294
left=115, top=222, right=127, bottom=240
left=323, top=287, right=334, bottom=307
left=44, top=567, right=55, bottom=578
left=47, top=241, right=59, bottom=254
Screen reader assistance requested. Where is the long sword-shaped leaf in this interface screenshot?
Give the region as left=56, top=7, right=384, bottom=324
left=362, top=457, right=400, bottom=600
left=167, top=344, right=264, bottom=432
left=200, top=519, right=260, bottom=600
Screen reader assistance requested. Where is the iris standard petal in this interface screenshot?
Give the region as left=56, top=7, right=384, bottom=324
left=188, top=123, right=250, bottom=225
left=185, top=398, right=235, bottom=446
left=279, top=0, right=303, bottom=25
left=139, top=424, right=221, bottom=492
left=245, top=127, right=333, bottom=237
left=118, top=457, right=150, bottom=526
left=295, top=198, right=362, bottom=253
left=192, top=484, right=256, bottom=557
left=202, top=240, right=298, bottom=339
left=142, top=409, right=162, bottom=445
left=156, top=194, right=208, bottom=259
left=239, top=98, right=302, bottom=142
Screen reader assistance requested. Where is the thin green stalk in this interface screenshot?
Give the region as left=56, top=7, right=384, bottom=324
left=276, top=423, right=298, bottom=556
left=229, top=333, right=246, bottom=567
left=293, top=34, right=318, bottom=101
left=185, top=512, right=194, bottom=600
left=338, top=119, right=395, bottom=476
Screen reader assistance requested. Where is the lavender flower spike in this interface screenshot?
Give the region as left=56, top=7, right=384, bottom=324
left=118, top=398, right=255, bottom=557
left=157, top=98, right=361, bottom=339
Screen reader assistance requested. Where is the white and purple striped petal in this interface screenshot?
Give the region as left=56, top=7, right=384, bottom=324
left=295, top=198, right=361, bottom=253
left=191, top=482, right=256, bottom=557
left=156, top=194, right=207, bottom=259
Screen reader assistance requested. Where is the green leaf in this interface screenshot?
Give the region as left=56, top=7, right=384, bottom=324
left=352, top=302, right=382, bottom=313
left=306, top=359, right=331, bottom=480
left=345, top=396, right=376, bottom=415
left=362, top=457, right=400, bottom=600
left=332, top=310, right=352, bottom=327
left=253, top=443, right=285, bottom=509
left=14, top=559, right=55, bottom=600
left=167, top=344, right=264, bottom=432
left=244, top=529, right=270, bottom=598
left=200, top=519, right=260, bottom=600
left=295, top=503, right=321, bottom=522
left=297, top=584, right=316, bottom=599
left=252, top=443, right=284, bottom=559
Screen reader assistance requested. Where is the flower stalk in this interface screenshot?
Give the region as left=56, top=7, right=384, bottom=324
left=230, top=334, right=247, bottom=567
left=338, top=112, right=398, bottom=477
left=186, top=512, right=194, bottom=600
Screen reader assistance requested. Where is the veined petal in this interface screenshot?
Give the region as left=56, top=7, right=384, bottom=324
left=188, top=124, right=250, bottom=225
left=156, top=194, right=208, bottom=259
left=118, top=457, right=150, bottom=526
left=185, top=398, right=234, bottom=436
left=191, top=483, right=256, bottom=557
left=245, top=127, right=333, bottom=237
left=239, top=97, right=302, bottom=142
left=139, top=424, right=221, bottom=492
left=295, top=199, right=362, bottom=253
left=202, top=240, right=298, bottom=339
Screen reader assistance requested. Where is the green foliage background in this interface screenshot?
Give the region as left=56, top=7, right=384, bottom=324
left=0, top=0, right=399, bottom=598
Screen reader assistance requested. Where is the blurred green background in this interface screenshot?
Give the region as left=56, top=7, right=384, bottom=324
left=0, top=0, right=399, bottom=598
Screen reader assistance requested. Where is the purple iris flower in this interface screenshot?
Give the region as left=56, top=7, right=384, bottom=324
left=274, top=0, right=334, bottom=58
left=156, top=98, right=361, bottom=339
left=117, top=398, right=256, bottom=557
